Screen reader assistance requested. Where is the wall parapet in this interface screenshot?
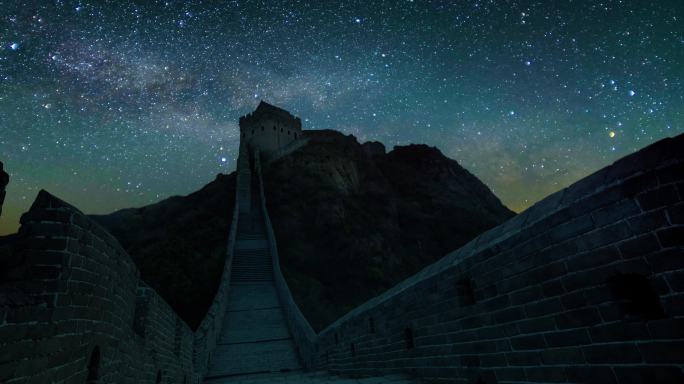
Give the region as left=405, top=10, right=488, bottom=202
left=254, top=149, right=318, bottom=368
left=309, top=134, right=684, bottom=383
left=0, top=191, right=193, bottom=383
left=191, top=145, right=243, bottom=383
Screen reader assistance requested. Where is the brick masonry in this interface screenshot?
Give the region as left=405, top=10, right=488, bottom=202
left=0, top=192, right=195, bottom=383
left=309, top=134, right=684, bottom=383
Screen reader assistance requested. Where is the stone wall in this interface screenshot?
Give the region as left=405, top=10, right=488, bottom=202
left=309, top=134, right=684, bottom=383
left=0, top=191, right=194, bottom=383
left=191, top=148, right=243, bottom=382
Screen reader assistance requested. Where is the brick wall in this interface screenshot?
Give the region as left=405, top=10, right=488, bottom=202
left=309, top=134, right=684, bottom=383
left=0, top=191, right=194, bottom=383
left=191, top=147, right=242, bottom=383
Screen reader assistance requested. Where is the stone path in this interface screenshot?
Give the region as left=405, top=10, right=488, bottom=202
left=204, top=173, right=301, bottom=381
left=205, top=371, right=420, bottom=383
left=204, top=157, right=422, bottom=383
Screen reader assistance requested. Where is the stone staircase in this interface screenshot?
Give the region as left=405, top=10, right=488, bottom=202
left=204, top=151, right=422, bottom=383
left=204, top=160, right=301, bottom=381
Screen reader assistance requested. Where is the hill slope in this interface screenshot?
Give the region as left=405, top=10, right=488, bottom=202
left=92, top=130, right=514, bottom=331
left=264, top=130, right=514, bottom=330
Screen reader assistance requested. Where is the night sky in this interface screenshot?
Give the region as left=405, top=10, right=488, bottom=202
left=1, top=1, right=683, bottom=235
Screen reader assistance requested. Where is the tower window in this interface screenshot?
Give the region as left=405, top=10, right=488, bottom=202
left=369, top=317, right=375, bottom=334
left=281, top=128, right=283, bottom=132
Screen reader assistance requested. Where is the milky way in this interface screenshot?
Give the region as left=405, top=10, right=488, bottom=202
left=1, top=0, right=683, bottom=234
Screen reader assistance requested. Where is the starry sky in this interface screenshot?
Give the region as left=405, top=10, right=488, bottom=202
left=1, top=0, right=683, bottom=235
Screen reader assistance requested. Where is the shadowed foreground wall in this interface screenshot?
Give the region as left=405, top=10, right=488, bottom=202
left=310, top=134, right=684, bottom=383
left=0, top=192, right=194, bottom=383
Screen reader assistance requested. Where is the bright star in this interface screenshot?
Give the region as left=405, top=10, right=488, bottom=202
left=9, top=42, right=19, bottom=50
left=629, top=90, right=636, bottom=96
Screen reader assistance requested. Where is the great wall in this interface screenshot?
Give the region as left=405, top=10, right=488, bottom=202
left=1, top=102, right=683, bottom=383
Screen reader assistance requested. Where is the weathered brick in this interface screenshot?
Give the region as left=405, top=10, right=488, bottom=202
left=524, top=297, right=564, bottom=318
left=657, top=161, right=684, bottom=184
left=565, top=366, right=617, bottom=384
left=620, top=171, right=659, bottom=198
left=516, top=316, right=556, bottom=334
left=613, top=366, right=684, bottom=384
left=505, top=351, right=540, bottom=366
left=645, top=248, right=684, bottom=272
left=638, top=185, right=680, bottom=211
left=554, top=307, right=602, bottom=329
left=540, top=346, right=584, bottom=364
left=583, top=343, right=642, bottom=363
left=577, top=221, right=632, bottom=251
left=567, top=246, right=620, bottom=272
left=525, top=366, right=567, bottom=382
left=510, top=334, right=546, bottom=350
left=618, top=233, right=661, bottom=259
left=544, top=328, right=591, bottom=347
left=592, top=199, right=640, bottom=227
left=627, top=209, right=669, bottom=233
left=547, top=214, right=594, bottom=242
left=647, top=318, right=684, bottom=339
left=589, top=322, right=649, bottom=343
left=667, top=203, right=684, bottom=224
left=638, top=341, right=684, bottom=363
left=656, top=226, right=684, bottom=247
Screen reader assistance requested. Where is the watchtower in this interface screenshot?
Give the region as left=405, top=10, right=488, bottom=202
left=238, top=101, right=303, bottom=156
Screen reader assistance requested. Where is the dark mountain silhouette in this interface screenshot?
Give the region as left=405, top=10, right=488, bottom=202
left=92, top=130, right=514, bottom=330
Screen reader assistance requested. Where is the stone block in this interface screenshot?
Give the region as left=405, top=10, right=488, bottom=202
left=525, top=366, right=568, bottom=382
left=613, top=366, right=684, bottom=384
left=583, top=343, right=642, bottom=364
left=618, top=233, right=661, bottom=259
left=638, top=341, right=684, bottom=363
left=576, top=221, right=632, bottom=251
left=554, top=307, right=602, bottom=329
left=543, top=328, right=591, bottom=347
left=592, top=198, right=640, bottom=228
left=637, top=185, right=680, bottom=211
left=627, top=209, right=669, bottom=233
left=565, top=366, right=617, bottom=384
left=656, top=227, right=684, bottom=248
left=510, top=334, right=546, bottom=350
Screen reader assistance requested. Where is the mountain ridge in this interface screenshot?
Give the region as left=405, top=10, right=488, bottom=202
left=92, top=129, right=514, bottom=330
